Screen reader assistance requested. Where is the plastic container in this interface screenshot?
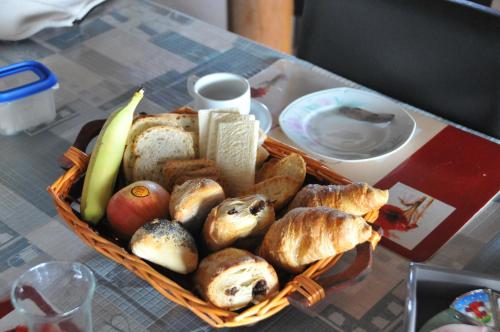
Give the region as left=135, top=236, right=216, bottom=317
left=0, top=60, right=58, bottom=135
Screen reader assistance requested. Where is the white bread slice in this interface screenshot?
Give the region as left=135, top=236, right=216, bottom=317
left=215, top=120, right=259, bottom=196
left=198, top=109, right=239, bottom=158
left=206, top=113, right=255, bottom=161
left=135, top=113, right=198, bottom=131
left=124, top=114, right=198, bottom=182
left=132, top=125, right=198, bottom=186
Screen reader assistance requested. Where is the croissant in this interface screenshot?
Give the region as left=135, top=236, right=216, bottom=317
left=258, top=207, right=380, bottom=273
left=287, top=182, right=388, bottom=216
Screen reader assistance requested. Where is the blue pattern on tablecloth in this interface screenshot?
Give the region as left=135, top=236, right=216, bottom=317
left=46, top=19, right=114, bottom=50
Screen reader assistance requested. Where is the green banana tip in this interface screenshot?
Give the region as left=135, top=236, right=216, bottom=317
left=136, top=87, right=145, bottom=97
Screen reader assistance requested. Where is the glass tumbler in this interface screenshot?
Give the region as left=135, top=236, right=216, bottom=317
left=11, top=261, right=95, bottom=332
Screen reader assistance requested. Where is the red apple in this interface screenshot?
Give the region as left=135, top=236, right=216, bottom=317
left=107, top=181, right=170, bottom=239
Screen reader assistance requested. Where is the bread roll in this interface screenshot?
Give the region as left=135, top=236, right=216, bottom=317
left=258, top=207, right=380, bottom=273
left=288, top=182, right=389, bottom=217
left=203, top=195, right=275, bottom=251
left=169, top=178, right=225, bottom=233
left=194, top=248, right=279, bottom=311
left=131, top=219, right=198, bottom=274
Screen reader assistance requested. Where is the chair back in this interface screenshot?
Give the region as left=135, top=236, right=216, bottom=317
left=297, top=0, right=500, bottom=138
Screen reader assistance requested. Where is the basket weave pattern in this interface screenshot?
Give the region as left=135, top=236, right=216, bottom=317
left=48, top=137, right=378, bottom=328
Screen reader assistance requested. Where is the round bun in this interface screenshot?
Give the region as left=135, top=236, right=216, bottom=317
left=169, top=178, right=225, bottom=233
left=194, top=248, right=279, bottom=311
left=130, top=218, right=198, bottom=274
left=203, top=195, right=275, bottom=251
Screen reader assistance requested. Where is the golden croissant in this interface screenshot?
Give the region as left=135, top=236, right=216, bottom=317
left=258, top=207, right=381, bottom=273
left=287, top=182, right=388, bottom=216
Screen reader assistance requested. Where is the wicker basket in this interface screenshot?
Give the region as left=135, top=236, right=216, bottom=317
left=48, top=116, right=381, bottom=328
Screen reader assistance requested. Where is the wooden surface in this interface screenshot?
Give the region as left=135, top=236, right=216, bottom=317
left=229, top=0, right=294, bottom=54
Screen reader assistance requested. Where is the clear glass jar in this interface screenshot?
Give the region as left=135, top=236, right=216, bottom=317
left=11, top=261, right=96, bottom=332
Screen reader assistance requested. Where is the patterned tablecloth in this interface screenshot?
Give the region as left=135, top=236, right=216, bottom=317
left=0, top=1, right=499, bottom=331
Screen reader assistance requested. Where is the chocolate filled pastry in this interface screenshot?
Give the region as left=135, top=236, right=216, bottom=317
left=288, top=182, right=388, bottom=217
left=169, top=178, right=225, bottom=233
left=194, top=248, right=279, bottom=311
left=258, top=207, right=381, bottom=273
left=203, top=194, right=275, bottom=251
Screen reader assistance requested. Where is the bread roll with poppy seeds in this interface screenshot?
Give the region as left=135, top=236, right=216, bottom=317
left=131, top=219, right=198, bottom=274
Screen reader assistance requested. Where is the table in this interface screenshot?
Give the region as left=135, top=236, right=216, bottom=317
left=0, top=0, right=498, bottom=331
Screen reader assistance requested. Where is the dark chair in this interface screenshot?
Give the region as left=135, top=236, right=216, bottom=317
left=297, top=0, right=500, bottom=138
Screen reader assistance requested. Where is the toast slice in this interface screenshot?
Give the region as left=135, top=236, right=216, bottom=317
left=124, top=113, right=198, bottom=182
left=206, top=113, right=255, bottom=161
left=198, top=109, right=239, bottom=158
left=215, top=120, right=259, bottom=196
left=243, top=176, right=301, bottom=211
left=132, top=125, right=198, bottom=186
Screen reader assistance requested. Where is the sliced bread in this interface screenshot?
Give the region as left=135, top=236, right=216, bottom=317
left=198, top=109, right=239, bottom=158
left=206, top=113, right=255, bottom=161
left=136, top=113, right=198, bottom=131
left=124, top=114, right=198, bottom=182
left=215, top=120, right=259, bottom=196
left=132, top=125, right=198, bottom=186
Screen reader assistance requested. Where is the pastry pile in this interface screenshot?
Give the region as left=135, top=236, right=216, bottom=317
left=112, top=110, right=389, bottom=311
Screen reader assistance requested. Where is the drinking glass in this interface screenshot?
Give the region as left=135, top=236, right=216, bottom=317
left=11, top=261, right=95, bottom=332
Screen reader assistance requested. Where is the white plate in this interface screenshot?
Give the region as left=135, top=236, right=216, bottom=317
left=250, top=99, right=272, bottom=133
left=279, top=88, right=416, bottom=162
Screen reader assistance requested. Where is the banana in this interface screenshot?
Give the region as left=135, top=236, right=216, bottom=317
left=81, top=88, right=144, bottom=224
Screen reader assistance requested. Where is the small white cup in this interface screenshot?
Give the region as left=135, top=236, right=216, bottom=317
left=187, top=73, right=251, bottom=114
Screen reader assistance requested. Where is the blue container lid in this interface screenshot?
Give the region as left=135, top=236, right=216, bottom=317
left=0, top=60, right=58, bottom=103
